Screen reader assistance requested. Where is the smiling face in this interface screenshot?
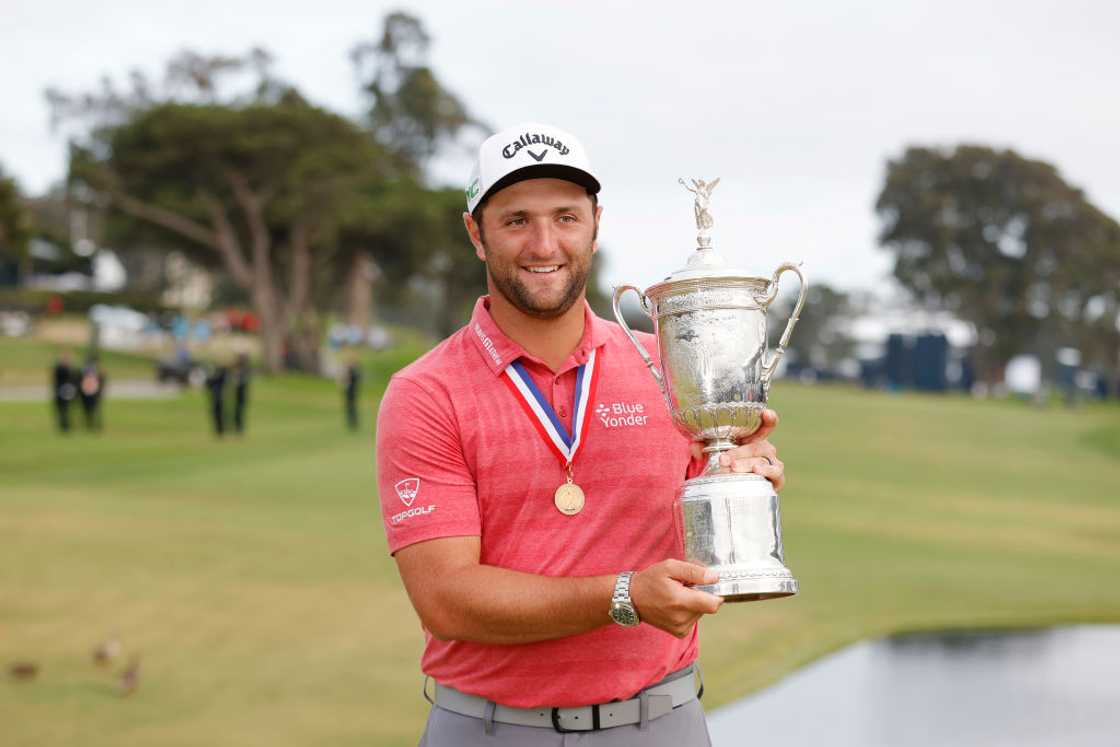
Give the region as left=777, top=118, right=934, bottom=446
left=464, top=178, right=600, bottom=320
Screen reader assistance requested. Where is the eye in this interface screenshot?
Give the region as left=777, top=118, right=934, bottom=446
left=505, top=216, right=527, bottom=227
left=558, top=214, right=578, bottom=224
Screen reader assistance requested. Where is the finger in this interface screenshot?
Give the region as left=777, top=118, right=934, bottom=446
left=665, top=559, right=720, bottom=586
left=751, top=459, right=785, bottom=491
left=719, top=440, right=777, bottom=466
left=727, top=456, right=776, bottom=474
left=672, top=591, right=725, bottom=618
left=742, top=408, right=779, bottom=444
left=689, top=442, right=704, bottom=460
left=684, top=589, right=724, bottom=615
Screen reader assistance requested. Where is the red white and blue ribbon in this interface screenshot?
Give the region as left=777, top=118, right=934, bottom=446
left=501, top=348, right=601, bottom=469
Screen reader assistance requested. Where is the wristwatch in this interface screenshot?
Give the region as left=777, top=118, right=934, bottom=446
left=609, top=571, right=640, bottom=627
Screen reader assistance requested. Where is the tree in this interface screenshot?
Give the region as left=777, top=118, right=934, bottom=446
left=351, top=12, right=482, bottom=172
left=1073, top=292, right=1120, bottom=380
left=769, top=283, right=855, bottom=374
left=325, top=180, right=457, bottom=333
left=349, top=12, right=607, bottom=338
left=875, top=145, right=1120, bottom=384
left=345, top=12, right=489, bottom=334
left=400, top=186, right=484, bottom=338
left=51, top=51, right=398, bottom=372
left=0, top=166, right=33, bottom=285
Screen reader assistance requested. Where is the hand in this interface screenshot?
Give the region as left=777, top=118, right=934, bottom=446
left=629, top=560, right=724, bottom=638
left=689, top=408, right=785, bottom=490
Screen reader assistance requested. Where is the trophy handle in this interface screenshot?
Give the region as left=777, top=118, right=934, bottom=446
left=612, top=285, right=670, bottom=403
left=759, top=262, right=808, bottom=386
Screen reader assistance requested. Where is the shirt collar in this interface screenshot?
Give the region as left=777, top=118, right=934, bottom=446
left=467, top=296, right=611, bottom=375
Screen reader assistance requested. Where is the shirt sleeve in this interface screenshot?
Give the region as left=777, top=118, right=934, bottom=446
left=375, top=375, right=481, bottom=555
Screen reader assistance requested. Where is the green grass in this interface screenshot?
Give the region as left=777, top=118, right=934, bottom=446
left=2, top=344, right=1119, bottom=746
left=0, top=337, right=158, bottom=387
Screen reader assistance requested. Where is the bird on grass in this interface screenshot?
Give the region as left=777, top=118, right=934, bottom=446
left=119, top=656, right=141, bottom=696
left=93, top=638, right=121, bottom=668
left=8, top=661, right=39, bottom=681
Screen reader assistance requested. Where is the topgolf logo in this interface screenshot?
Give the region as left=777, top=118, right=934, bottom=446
left=394, top=478, right=420, bottom=507
left=390, top=477, right=435, bottom=525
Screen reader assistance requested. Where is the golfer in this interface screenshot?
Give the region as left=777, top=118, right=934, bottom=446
left=377, top=122, right=785, bottom=745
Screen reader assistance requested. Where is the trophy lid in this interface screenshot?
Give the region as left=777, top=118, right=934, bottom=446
left=650, top=178, right=766, bottom=289
left=660, top=246, right=757, bottom=283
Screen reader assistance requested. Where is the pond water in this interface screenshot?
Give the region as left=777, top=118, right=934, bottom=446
left=707, top=625, right=1120, bottom=746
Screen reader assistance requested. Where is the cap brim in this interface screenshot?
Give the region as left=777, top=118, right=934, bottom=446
left=475, top=165, right=601, bottom=212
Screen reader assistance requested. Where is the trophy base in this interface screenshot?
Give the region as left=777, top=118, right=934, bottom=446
left=694, top=575, right=798, bottom=603
left=680, top=472, right=798, bottom=604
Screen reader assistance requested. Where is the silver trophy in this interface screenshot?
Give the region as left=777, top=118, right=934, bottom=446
left=613, top=178, right=807, bottom=602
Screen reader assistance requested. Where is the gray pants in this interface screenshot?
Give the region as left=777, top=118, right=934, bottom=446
left=417, top=698, right=712, bottom=746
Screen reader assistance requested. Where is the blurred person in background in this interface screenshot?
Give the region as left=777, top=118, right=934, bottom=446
left=376, top=123, right=786, bottom=745
left=205, top=362, right=228, bottom=437
left=232, top=353, right=251, bottom=435
left=78, top=354, right=107, bottom=432
left=343, top=357, right=362, bottom=432
left=51, top=351, right=77, bottom=434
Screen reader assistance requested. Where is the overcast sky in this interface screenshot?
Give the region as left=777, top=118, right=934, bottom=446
left=4, top=0, right=1118, bottom=294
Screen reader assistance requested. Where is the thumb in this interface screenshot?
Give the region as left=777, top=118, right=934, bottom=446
left=668, top=561, right=720, bottom=586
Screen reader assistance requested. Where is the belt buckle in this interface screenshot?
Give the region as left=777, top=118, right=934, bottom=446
left=551, top=704, right=601, bottom=733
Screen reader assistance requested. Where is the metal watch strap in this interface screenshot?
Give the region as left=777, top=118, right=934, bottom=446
left=612, top=571, right=634, bottom=605
left=610, top=571, right=639, bottom=627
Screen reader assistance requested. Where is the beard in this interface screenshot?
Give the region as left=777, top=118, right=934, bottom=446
left=483, top=240, right=594, bottom=320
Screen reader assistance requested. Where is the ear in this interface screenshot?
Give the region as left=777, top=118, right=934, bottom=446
left=591, top=203, right=603, bottom=255
left=463, top=211, right=486, bottom=261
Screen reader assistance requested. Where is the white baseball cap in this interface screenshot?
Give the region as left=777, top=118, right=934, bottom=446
left=465, top=122, right=600, bottom=214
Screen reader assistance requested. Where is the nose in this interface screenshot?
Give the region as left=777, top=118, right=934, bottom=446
left=525, top=218, right=560, bottom=256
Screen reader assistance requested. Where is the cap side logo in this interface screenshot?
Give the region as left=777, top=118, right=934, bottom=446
left=395, top=478, right=421, bottom=507
left=465, top=179, right=480, bottom=201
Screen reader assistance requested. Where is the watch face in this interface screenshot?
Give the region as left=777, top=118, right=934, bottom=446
left=611, top=604, right=639, bottom=627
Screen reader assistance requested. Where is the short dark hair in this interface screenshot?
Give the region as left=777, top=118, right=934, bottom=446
left=472, top=190, right=599, bottom=243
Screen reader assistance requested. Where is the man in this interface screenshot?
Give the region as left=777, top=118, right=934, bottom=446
left=78, top=354, right=107, bottom=432
left=51, top=351, right=77, bottom=434
left=376, top=123, right=785, bottom=745
left=343, top=357, right=362, bottom=432
left=232, top=353, right=250, bottom=435
left=205, top=362, right=228, bottom=437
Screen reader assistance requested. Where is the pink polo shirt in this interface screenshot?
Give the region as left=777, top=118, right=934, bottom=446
left=376, top=296, right=703, bottom=708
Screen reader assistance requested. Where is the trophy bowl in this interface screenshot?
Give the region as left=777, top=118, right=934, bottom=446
left=613, top=178, right=807, bottom=602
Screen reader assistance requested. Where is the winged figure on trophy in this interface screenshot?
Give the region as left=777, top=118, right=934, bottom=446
left=679, top=177, right=721, bottom=248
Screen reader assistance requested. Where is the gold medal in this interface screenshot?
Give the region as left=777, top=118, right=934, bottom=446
left=500, top=354, right=600, bottom=518
left=554, top=482, right=585, bottom=516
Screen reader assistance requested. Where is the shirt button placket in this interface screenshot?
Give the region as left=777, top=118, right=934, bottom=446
left=554, top=379, right=568, bottom=419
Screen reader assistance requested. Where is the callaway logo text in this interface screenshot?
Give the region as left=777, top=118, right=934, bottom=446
left=502, top=132, right=571, bottom=159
